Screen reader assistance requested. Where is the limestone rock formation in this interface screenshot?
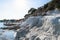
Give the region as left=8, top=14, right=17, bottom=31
left=14, top=0, right=60, bottom=40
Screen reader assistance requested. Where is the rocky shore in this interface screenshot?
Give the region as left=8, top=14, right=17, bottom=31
left=1, top=0, right=60, bottom=40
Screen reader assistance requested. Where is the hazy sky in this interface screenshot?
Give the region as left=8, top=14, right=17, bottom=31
left=0, top=0, right=51, bottom=19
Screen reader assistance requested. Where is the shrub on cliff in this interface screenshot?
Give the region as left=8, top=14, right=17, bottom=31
left=55, top=3, right=60, bottom=9
left=26, top=0, right=60, bottom=17
left=52, top=0, right=60, bottom=9
left=43, top=3, right=48, bottom=12
left=28, top=8, right=37, bottom=14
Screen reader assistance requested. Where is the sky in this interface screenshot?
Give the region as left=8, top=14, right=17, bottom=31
left=0, top=0, right=51, bottom=20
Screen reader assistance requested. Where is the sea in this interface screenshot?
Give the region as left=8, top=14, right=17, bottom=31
left=0, top=22, right=16, bottom=40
